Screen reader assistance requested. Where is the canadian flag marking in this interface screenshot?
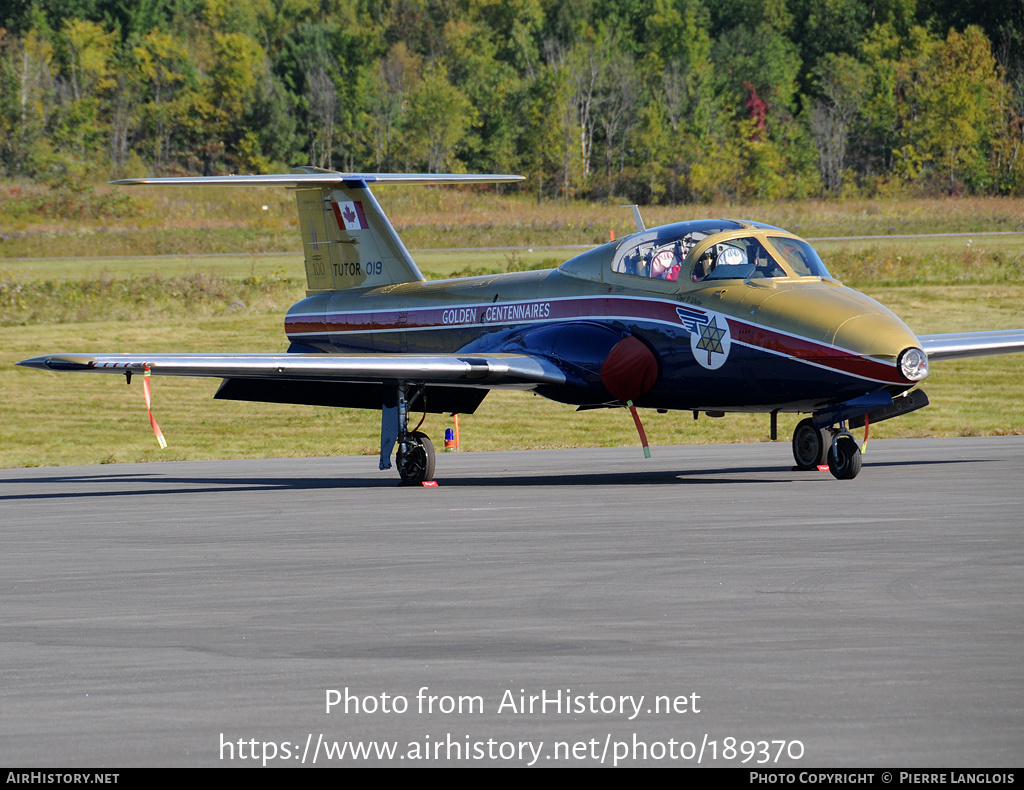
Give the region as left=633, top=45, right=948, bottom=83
left=333, top=200, right=368, bottom=230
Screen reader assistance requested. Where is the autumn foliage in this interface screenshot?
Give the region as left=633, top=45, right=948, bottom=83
left=1, top=0, right=1022, bottom=202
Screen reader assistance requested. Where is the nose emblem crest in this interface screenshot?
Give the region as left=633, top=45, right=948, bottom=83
left=677, top=306, right=732, bottom=370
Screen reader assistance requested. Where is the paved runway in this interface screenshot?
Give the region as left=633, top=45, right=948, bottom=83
left=2, top=437, right=1022, bottom=767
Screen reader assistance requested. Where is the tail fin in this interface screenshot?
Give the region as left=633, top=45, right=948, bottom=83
left=293, top=169, right=424, bottom=293
left=111, top=170, right=524, bottom=294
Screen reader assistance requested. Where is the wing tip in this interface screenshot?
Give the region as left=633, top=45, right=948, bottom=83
left=17, top=354, right=96, bottom=371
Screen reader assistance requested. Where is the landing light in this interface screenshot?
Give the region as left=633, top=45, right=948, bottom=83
left=899, top=347, right=929, bottom=382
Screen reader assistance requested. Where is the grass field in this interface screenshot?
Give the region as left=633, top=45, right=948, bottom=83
left=2, top=181, right=1023, bottom=256
left=1, top=189, right=1022, bottom=469
left=3, top=235, right=1023, bottom=329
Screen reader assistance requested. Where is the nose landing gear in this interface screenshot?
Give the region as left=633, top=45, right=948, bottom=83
left=827, top=432, right=862, bottom=480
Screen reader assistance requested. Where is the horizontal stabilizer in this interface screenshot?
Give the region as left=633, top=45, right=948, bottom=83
left=111, top=172, right=525, bottom=188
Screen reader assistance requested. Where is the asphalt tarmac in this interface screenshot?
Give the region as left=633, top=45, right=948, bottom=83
left=2, top=437, right=1021, bottom=767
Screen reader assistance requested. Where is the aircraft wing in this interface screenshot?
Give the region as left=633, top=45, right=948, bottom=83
left=918, top=330, right=1024, bottom=361
left=15, top=352, right=569, bottom=387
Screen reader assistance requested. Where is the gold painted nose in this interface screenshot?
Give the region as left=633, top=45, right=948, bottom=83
left=833, top=313, right=923, bottom=364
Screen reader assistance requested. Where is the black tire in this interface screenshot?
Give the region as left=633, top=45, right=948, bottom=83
left=396, top=431, right=435, bottom=484
left=792, top=418, right=830, bottom=470
left=828, top=435, right=862, bottom=480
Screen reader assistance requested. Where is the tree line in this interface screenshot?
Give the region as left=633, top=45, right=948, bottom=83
left=1, top=0, right=1022, bottom=202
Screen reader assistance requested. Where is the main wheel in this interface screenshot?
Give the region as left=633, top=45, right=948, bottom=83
left=827, top=435, right=862, bottom=480
left=396, top=431, right=435, bottom=484
left=792, top=418, right=830, bottom=470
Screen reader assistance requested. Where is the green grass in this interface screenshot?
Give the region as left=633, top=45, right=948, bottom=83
left=3, top=180, right=1024, bottom=257
left=0, top=250, right=565, bottom=326
left=3, top=235, right=1023, bottom=329
left=0, top=249, right=562, bottom=282
left=0, top=253, right=300, bottom=281
left=0, top=270, right=298, bottom=326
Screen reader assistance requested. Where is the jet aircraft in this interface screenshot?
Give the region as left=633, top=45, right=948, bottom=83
left=17, top=170, right=1024, bottom=482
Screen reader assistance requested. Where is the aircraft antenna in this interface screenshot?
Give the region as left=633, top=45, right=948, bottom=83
left=620, top=205, right=646, bottom=232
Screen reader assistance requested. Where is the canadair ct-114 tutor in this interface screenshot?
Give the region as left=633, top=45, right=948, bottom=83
left=17, top=170, right=1024, bottom=481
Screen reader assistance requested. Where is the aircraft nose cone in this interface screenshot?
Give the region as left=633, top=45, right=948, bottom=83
left=833, top=312, right=922, bottom=361
left=747, top=283, right=926, bottom=385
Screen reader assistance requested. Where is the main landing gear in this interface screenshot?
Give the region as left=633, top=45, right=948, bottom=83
left=381, top=383, right=437, bottom=485
left=397, top=431, right=435, bottom=485
left=791, top=417, right=862, bottom=480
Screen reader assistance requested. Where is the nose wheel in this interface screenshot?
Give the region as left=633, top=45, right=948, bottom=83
left=827, top=433, right=862, bottom=480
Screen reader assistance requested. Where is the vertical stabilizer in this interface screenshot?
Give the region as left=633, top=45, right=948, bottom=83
left=296, top=178, right=425, bottom=294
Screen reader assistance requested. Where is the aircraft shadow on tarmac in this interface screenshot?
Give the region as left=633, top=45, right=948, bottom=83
left=0, top=457, right=990, bottom=501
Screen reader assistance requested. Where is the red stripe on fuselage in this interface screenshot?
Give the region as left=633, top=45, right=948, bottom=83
left=727, top=320, right=897, bottom=381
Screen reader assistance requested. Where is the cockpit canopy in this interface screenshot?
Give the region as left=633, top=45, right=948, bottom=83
left=608, top=219, right=831, bottom=285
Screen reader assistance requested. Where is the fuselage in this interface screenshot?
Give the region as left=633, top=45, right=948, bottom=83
left=284, top=220, right=926, bottom=413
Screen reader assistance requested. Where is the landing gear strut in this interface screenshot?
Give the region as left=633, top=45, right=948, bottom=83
left=791, top=418, right=863, bottom=480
